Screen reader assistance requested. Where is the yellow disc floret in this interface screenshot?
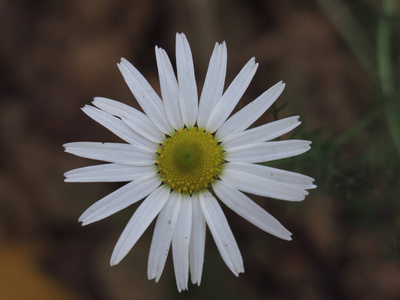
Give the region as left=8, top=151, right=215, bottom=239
left=156, top=127, right=224, bottom=194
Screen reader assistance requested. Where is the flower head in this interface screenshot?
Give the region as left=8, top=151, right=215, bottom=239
left=64, top=33, right=315, bottom=292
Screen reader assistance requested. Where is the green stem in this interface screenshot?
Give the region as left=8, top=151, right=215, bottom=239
left=377, top=0, right=400, bottom=156
left=378, top=0, right=395, bottom=97
left=315, top=0, right=375, bottom=78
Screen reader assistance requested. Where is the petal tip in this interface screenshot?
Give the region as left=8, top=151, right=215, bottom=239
left=110, top=254, right=122, bottom=266
left=110, top=260, right=117, bottom=267
left=80, top=220, right=90, bottom=226
left=281, top=232, right=293, bottom=241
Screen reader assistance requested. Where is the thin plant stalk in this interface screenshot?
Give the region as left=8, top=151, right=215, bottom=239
left=315, top=0, right=375, bottom=78
left=377, top=0, right=400, bottom=156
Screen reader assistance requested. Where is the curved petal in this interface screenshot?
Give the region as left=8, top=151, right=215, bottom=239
left=189, top=194, right=206, bottom=285
left=206, top=58, right=258, bottom=133
left=197, top=42, right=227, bottom=128
left=64, top=164, right=157, bottom=183
left=221, top=166, right=308, bottom=201
left=222, top=116, right=300, bottom=148
left=82, top=105, right=155, bottom=149
left=199, top=191, right=244, bottom=276
left=155, top=46, right=184, bottom=129
left=93, top=97, right=164, bottom=144
left=176, top=33, right=198, bottom=127
left=118, top=58, right=172, bottom=133
left=212, top=180, right=292, bottom=240
left=172, top=194, right=192, bottom=292
left=63, top=142, right=157, bottom=166
left=79, top=174, right=161, bottom=225
left=224, top=162, right=316, bottom=188
left=225, top=140, right=311, bottom=163
left=217, top=81, right=285, bottom=140
left=110, top=185, right=170, bottom=266
left=148, top=192, right=182, bottom=282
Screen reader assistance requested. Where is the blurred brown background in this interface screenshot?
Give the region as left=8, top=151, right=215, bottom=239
left=1, top=0, right=400, bottom=299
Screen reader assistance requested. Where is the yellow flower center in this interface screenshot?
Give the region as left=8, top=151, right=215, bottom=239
left=156, top=127, right=224, bottom=194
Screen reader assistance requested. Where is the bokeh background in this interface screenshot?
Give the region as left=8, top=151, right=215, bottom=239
left=1, top=0, right=400, bottom=299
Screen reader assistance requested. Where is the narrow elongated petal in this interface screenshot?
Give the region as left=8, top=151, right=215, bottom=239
left=189, top=195, right=206, bottom=285
left=217, top=81, right=285, bottom=140
left=199, top=191, right=244, bottom=276
left=172, top=195, right=192, bottom=292
left=197, top=42, right=227, bottom=128
left=176, top=33, right=198, bottom=127
left=155, top=47, right=184, bottom=129
left=64, top=164, right=157, bottom=182
left=110, top=185, right=170, bottom=266
left=118, top=58, right=172, bottom=133
left=79, top=174, right=161, bottom=225
left=206, top=58, right=258, bottom=132
left=225, top=162, right=315, bottom=188
left=222, top=116, right=300, bottom=148
left=213, top=180, right=292, bottom=240
left=225, top=140, right=311, bottom=163
left=148, top=192, right=182, bottom=282
left=82, top=105, right=155, bottom=149
left=63, top=142, right=157, bottom=166
left=221, top=167, right=308, bottom=201
left=93, top=97, right=164, bottom=144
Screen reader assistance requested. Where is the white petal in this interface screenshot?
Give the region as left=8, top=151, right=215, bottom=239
left=64, top=164, right=157, bottom=182
left=82, top=105, right=155, bottom=149
left=225, top=162, right=315, bottom=188
left=176, top=33, right=198, bottom=127
left=63, top=142, right=157, bottom=166
left=217, top=81, right=285, bottom=139
left=225, top=140, right=311, bottom=163
left=199, top=191, right=244, bottom=276
left=148, top=192, right=182, bottom=282
left=206, top=58, right=258, bottom=132
left=222, top=116, right=300, bottom=148
left=172, top=195, right=192, bottom=292
left=118, top=58, right=172, bottom=133
left=93, top=97, right=164, bottom=144
left=221, top=166, right=308, bottom=201
left=110, top=185, right=170, bottom=266
left=197, top=42, right=227, bottom=128
left=212, top=180, right=292, bottom=240
left=189, top=194, right=206, bottom=285
left=79, top=174, right=161, bottom=225
left=155, top=47, right=184, bottom=129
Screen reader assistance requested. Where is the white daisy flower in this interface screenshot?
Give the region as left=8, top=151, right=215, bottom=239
left=64, top=33, right=315, bottom=292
